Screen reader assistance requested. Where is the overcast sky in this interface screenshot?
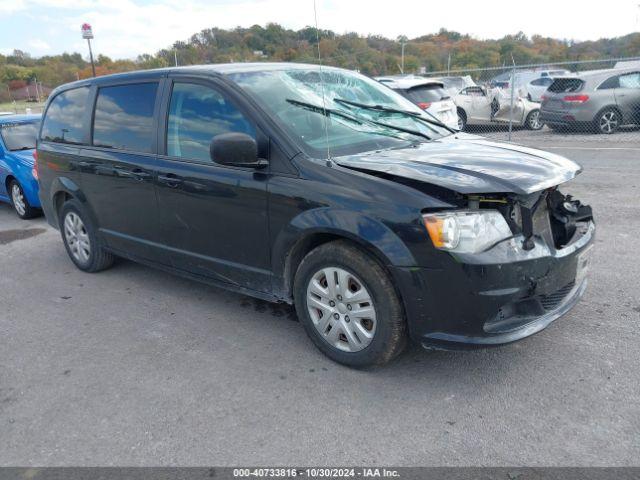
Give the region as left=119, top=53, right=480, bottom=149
left=1, top=0, right=639, bottom=59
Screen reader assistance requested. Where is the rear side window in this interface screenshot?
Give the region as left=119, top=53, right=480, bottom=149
left=41, top=87, right=90, bottom=144
left=404, top=85, right=448, bottom=103
left=166, top=82, right=255, bottom=162
left=598, top=76, right=619, bottom=90
left=92, top=83, right=158, bottom=153
left=0, top=122, right=39, bottom=151
left=531, top=77, right=553, bottom=86
left=548, top=78, right=584, bottom=93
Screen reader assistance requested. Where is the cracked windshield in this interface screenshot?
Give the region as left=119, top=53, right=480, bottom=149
left=230, top=67, right=454, bottom=158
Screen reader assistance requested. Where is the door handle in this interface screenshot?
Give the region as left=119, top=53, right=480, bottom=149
left=114, top=167, right=152, bottom=181
left=131, top=168, right=152, bottom=180
left=71, top=160, right=93, bottom=171
left=157, top=173, right=183, bottom=188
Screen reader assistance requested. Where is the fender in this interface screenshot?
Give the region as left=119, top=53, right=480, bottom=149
left=46, top=176, right=99, bottom=230
left=271, top=207, right=417, bottom=299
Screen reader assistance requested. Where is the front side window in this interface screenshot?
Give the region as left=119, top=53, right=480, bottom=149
left=41, top=87, right=90, bottom=144
left=619, top=72, right=640, bottom=89
left=93, top=83, right=158, bottom=153
left=0, top=122, right=39, bottom=151
left=166, top=82, right=255, bottom=162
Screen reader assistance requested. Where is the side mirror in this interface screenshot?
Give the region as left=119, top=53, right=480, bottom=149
left=210, top=132, right=267, bottom=168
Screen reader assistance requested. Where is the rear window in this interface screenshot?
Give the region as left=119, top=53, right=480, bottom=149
left=404, top=85, right=448, bottom=103
left=0, top=122, right=39, bottom=151
left=92, top=83, right=158, bottom=153
left=548, top=78, right=584, bottom=93
left=41, top=87, right=90, bottom=144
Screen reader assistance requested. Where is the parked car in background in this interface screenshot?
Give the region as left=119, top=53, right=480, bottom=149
left=491, top=69, right=571, bottom=98
left=541, top=68, right=640, bottom=134
left=527, top=76, right=555, bottom=102
left=37, top=64, right=594, bottom=367
left=0, top=114, right=42, bottom=218
left=454, top=85, right=543, bottom=130
left=431, top=75, right=476, bottom=97
left=376, top=76, right=460, bottom=129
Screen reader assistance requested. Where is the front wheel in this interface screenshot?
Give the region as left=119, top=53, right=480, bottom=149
left=9, top=180, right=40, bottom=219
left=457, top=109, right=467, bottom=131
left=294, top=240, right=407, bottom=368
left=526, top=109, right=543, bottom=130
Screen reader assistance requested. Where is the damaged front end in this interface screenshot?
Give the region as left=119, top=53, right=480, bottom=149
left=463, top=188, right=594, bottom=252
left=385, top=178, right=595, bottom=349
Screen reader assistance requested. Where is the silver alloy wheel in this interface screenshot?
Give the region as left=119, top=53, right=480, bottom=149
left=457, top=115, right=465, bottom=130
left=306, top=267, right=377, bottom=353
left=11, top=183, right=26, bottom=216
left=528, top=110, right=542, bottom=130
left=63, top=212, right=91, bottom=264
left=599, top=111, right=618, bottom=133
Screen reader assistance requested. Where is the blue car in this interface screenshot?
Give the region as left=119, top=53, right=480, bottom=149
left=0, top=114, right=42, bottom=219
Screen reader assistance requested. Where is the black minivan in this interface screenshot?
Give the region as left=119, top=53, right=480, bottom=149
left=37, top=63, right=595, bottom=367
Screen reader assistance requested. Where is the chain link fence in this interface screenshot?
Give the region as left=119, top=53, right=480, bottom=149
left=413, top=56, right=640, bottom=145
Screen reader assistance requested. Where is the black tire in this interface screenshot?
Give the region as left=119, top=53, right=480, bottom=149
left=293, top=240, right=407, bottom=367
left=59, top=199, right=114, bottom=273
left=525, top=109, right=543, bottom=130
left=595, top=108, right=621, bottom=134
left=457, top=109, right=467, bottom=131
left=9, top=179, right=40, bottom=219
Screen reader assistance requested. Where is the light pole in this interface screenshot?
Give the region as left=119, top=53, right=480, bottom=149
left=81, top=23, right=96, bottom=77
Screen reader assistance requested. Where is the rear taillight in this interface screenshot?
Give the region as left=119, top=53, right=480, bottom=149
left=32, top=150, right=38, bottom=180
left=417, top=102, right=431, bottom=110
left=563, top=94, right=589, bottom=103
left=540, top=95, right=548, bottom=101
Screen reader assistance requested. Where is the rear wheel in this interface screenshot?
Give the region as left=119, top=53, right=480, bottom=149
left=59, top=199, right=114, bottom=272
left=294, top=240, right=407, bottom=367
left=595, top=108, right=621, bottom=134
left=9, top=180, right=39, bottom=219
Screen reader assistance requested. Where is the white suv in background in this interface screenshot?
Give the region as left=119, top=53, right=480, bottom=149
left=376, top=76, right=461, bottom=130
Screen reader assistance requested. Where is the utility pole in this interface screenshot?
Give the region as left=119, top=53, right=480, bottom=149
left=81, top=23, right=96, bottom=77
left=397, top=35, right=408, bottom=74
left=174, top=50, right=178, bottom=67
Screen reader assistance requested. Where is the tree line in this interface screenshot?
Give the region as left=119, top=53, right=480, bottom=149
left=1, top=24, right=639, bottom=102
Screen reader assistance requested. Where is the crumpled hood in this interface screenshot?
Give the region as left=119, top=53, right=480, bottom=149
left=334, top=134, right=582, bottom=195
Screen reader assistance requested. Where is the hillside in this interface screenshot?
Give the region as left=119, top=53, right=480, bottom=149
left=1, top=24, right=639, bottom=102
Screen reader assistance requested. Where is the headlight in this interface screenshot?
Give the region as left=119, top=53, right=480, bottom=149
left=422, top=210, right=512, bottom=254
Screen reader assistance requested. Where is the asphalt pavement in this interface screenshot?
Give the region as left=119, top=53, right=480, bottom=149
left=1, top=139, right=638, bottom=466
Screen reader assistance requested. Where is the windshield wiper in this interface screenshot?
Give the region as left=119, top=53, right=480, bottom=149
left=286, top=99, right=363, bottom=124
left=11, top=147, right=34, bottom=151
left=334, top=98, right=457, bottom=133
left=286, top=98, right=428, bottom=142
left=333, top=98, right=420, bottom=117
left=365, top=119, right=432, bottom=141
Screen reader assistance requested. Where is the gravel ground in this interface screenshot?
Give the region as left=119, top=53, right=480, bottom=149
left=0, top=141, right=639, bottom=466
